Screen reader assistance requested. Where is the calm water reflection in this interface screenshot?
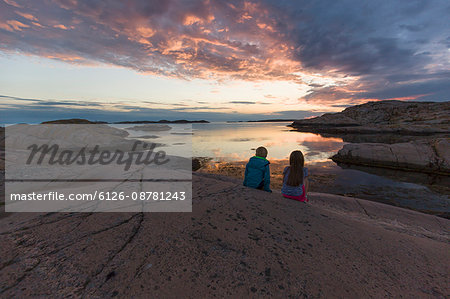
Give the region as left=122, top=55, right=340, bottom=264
left=192, top=122, right=449, bottom=218
left=192, top=122, right=344, bottom=163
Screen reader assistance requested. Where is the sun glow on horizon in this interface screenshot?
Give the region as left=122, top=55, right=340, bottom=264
left=0, top=53, right=347, bottom=118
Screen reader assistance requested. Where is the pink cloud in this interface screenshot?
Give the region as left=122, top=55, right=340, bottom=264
left=53, top=24, right=68, bottom=29
left=0, top=0, right=301, bottom=82
left=0, top=19, right=29, bottom=31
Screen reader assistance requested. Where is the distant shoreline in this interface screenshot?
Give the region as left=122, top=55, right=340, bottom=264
left=39, top=118, right=295, bottom=125
left=40, top=118, right=209, bottom=124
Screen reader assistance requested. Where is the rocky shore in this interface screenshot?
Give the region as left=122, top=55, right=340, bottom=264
left=194, top=158, right=450, bottom=218
left=290, top=101, right=450, bottom=174
left=332, top=138, right=450, bottom=175
left=290, top=100, right=450, bottom=136
left=0, top=173, right=449, bottom=297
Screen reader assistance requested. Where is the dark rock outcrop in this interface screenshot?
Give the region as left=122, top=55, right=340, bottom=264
left=291, top=100, right=450, bottom=135
left=332, top=138, right=450, bottom=174
left=192, top=157, right=212, bottom=171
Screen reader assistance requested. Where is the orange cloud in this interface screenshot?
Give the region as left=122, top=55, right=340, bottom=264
left=383, top=94, right=431, bottom=101
left=32, top=21, right=43, bottom=27
left=183, top=15, right=204, bottom=26
left=0, top=23, right=12, bottom=31
left=53, top=24, right=68, bottom=30
left=3, top=0, right=21, bottom=8
left=0, top=20, right=29, bottom=31
left=136, top=26, right=155, bottom=38
left=15, top=11, right=37, bottom=21
left=1, top=0, right=304, bottom=84
left=44, top=53, right=88, bottom=63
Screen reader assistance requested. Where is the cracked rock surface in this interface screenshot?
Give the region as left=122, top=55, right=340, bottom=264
left=0, top=173, right=449, bottom=297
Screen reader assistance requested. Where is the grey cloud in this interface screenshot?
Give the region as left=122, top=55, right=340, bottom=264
left=0, top=95, right=104, bottom=107
left=228, top=101, right=256, bottom=104
left=0, top=95, right=41, bottom=102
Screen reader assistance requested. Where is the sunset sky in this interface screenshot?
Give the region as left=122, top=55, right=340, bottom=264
left=0, top=0, right=449, bottom=122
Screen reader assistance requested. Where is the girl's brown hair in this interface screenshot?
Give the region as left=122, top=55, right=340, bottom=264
left=286, top=150, right=304, bottom=186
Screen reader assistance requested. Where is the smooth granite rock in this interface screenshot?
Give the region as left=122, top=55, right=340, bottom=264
left=291, top=100, right=450, bottom=135
left=332, top=138, right=450, bottom=174
left=0, top=173, right=448, bottom=297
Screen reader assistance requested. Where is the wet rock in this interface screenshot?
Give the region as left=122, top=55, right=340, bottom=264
left=192, top=157, right=212, bottom=171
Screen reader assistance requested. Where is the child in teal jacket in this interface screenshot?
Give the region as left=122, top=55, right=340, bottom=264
left=243, top=147, right=272, bottom=192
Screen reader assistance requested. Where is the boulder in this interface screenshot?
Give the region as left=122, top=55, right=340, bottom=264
left=192, top=157, right=212, bottom=171
left=332, top=138, right=450, bottom=174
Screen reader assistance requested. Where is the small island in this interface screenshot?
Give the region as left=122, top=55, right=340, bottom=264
left=41, top=118, right=107, bottom=124
left=40, top=119, right=209, bottom=124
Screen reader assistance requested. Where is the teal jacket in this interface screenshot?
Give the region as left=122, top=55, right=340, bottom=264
left=243, top=156, right=271, bottom=192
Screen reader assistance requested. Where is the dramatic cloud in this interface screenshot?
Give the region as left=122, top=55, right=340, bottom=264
left=0, top=0, right=301, bottom=81
left=0, top=0, right=449, bottom=105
